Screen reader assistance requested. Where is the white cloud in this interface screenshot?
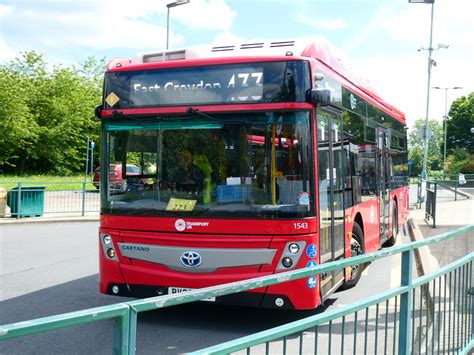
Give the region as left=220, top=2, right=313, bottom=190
left=295, top=14, right=347, bottom=31
left=341, top=3, right=400, bottom=53
left=0, top=0, right=236, bottom=61
left=0, top=4, right=17, bottom=62
left=352, top=54, right=426, bottom=127
left=174, top=0, right=237, bottom=31
left=339, top=0, right=474, bottom=129
left=0, top=37, right=16, bottom=63
left=0, top=4, right=13, bottom=16
left=212, top=32, right=244, bottom=45
left=385, top=0, right=474, bottom=48
left=352, top=51, right=473, bottom=129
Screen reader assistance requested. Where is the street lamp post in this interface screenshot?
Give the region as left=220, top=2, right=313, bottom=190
left=166, top=0, right=190, bottom=50
left=90, top=140, right=95, bottom=182
left=84, top=135, right=90, bottom=182
left=432, top=86, right=462, bottom=175
left=408, top=0, right=449, bottom=202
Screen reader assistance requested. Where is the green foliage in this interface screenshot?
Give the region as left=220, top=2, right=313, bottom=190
left=447, top=92, right=474, bottom=154
left=0, top=51, right=105, bottom=175
left=446, top=147, right=474, bottom=174
left=408, top=118, right=443, bottom=176
left=0, top=174, right=95, bottom=191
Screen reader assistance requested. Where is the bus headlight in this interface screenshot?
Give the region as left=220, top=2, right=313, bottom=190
left=103, top=235, right=112, bottom=245
left=282, top=257, right=293, bottom=268
left=107, top=248, right=116, bottom=259
left=288, top=243, right=299, bottom=254
left=100, top=232, right=118, bottom=261
left=276, top=241, right=306, bottom=271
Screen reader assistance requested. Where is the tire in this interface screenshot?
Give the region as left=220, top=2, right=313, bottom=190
left=383, top=204, right=398, bottom=247
left=339, top=222, right=365, bottom=290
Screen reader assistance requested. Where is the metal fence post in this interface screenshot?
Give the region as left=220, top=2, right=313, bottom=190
left=112, top=310, right=131, bottom=355
left=433, top=183, right=437, bottom=228
left=81, top=182, right=86, bottom=217
left=417, top=177, right=421, bottom=209
left=398, top=249, right=413, bottom=355
left=128, top=307, right=138, bottom=355
left=16, top=182, right=22, bottom=219
left=455, top=176, right=458, bottom=201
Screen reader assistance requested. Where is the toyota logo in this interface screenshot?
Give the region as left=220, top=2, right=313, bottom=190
left=180, top=251, right=202, bottom=268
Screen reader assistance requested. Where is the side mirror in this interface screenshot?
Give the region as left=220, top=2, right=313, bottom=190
left=308, top=88, right=331, bottom=106
left=95, top=105, right=103, bottom=120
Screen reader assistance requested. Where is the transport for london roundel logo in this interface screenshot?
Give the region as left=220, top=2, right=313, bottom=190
left=175, top=219, right=186, bottom=232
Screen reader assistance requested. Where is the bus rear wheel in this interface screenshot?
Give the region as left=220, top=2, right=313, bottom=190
left=339, top=222, right=364, bottom=290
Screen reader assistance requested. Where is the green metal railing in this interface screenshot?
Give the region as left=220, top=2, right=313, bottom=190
left=416, top=174, right=473, bottom=209
left=193, top=251, right=473, bottom=354
left=1, top=224, right=473, bottom=354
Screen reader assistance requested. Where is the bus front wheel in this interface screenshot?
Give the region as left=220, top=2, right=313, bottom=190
left=339, top=222, right=364, bottom=290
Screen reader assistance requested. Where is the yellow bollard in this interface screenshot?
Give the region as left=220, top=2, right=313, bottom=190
left=0, top=187, right=7, bottom=217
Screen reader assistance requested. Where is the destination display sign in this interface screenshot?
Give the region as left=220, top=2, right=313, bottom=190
left=103, top=61, right=310, bottom=109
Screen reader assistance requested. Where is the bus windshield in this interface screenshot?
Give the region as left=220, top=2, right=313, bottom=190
left=103, top=111, right=314, bottom=219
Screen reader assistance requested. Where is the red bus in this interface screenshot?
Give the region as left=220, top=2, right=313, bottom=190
left=96, top=39, right=409, bottom=310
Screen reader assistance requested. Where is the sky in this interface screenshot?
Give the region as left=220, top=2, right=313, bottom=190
left=0, top=0, right=473, bottom=128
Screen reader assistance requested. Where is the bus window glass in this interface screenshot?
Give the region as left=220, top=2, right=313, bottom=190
left=104, top=111, right=314, bottom=219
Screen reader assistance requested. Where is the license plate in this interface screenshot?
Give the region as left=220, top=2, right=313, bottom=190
left=168, top=287, right=216, bottom=302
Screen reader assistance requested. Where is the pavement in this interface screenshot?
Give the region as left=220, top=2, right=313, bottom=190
left=0, top=213, right=99, bottom=224
left=409, top=195, right=473, bottom=270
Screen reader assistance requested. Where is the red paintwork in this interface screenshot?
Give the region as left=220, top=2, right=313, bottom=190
left=345, top=198, right=382, bottom=253
left=100, top=220, right=321, bottom=309
left=101, top=215, right=317, bottom=235
left=101, top=103, right=313, bottom=118
left=108, top=56, right=306, bottom=72
left=390, top=186, right=410, bottom=229
left=99, top=44, right=408, bottom=309
left=301, top=44, right=405, bottom=125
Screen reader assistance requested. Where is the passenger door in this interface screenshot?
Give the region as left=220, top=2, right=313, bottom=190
left=317, top=108, right=346, bottom=299
left=377, top=126, right=390, bottom=243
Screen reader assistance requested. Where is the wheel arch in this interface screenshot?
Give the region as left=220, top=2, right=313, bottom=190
left=353, top=212, right=365, bottom=252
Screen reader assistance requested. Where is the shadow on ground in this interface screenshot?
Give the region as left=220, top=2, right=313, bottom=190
left=0, top=275, right=333, bottom=354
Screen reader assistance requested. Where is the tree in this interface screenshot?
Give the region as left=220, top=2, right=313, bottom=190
left=445, top=147, right=473, bottom=174
left=0, top=52, right=42, bottom=174
left=0, top=51, right=103, bottom=175
left=446, top=92, right=474, bottom=154
left=408, top=118, right=443, bottom=176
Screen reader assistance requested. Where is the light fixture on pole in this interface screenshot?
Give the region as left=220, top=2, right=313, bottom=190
left=166, top=0, right=190, bottom=50
left=432, top=86, right=462, bottom=174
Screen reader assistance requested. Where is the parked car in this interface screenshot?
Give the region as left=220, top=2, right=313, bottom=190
left=93, top=164, right=141, bottom=192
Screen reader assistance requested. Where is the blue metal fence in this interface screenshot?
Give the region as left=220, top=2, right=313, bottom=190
left=0, top=182, right=100, bottom=218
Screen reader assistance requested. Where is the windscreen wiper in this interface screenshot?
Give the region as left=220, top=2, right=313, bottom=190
left=113, top=110, right=176, bottom=123
left=112, top=108, right=216, bottom=122
left=112, top=110, right=138, bottom=121
left=186, top=107, right=216, bottom=120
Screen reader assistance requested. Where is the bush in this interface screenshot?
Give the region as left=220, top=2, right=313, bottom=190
left=446, top=148, right=473, bottom=174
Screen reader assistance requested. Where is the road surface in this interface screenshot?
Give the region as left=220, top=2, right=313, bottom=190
left=0, top=221, right=409, bottom=354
